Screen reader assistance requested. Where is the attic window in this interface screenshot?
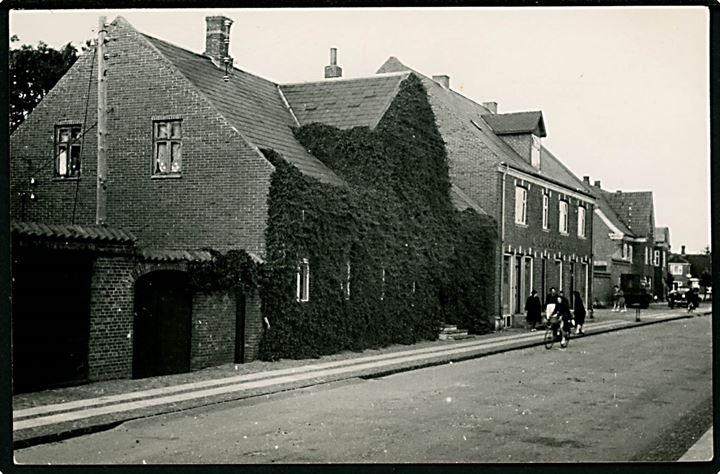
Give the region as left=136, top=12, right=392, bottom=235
left=304, top=104, right=317, bottom=111
left=153, top=120, right=182, bottom=176
left=531, top=135, right=542, bottom=169
left=55, top=125, right=82, bottom=177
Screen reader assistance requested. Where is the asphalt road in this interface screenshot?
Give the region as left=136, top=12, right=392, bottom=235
left=15, top=315, right=713, bottom=464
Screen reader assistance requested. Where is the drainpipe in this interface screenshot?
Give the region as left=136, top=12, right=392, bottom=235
left=497, top=162, right=509, bottom=328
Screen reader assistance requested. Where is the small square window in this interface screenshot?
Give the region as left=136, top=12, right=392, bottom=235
left=55, top=125, right=82, bottom=177
left=153, top=120, right=182, bottom=175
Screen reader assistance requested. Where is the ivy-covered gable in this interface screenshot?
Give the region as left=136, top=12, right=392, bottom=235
left=258, top=74, right=497, bottom=361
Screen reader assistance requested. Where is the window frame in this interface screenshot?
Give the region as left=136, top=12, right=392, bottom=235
left=530, top=135, right=542, bottom=169
left=54, top=124, right=82, bottom=178
left=558, top=199, right=569, bottom=234
left=653, top=250, right=660, bottom=267
left=577, top=205, right=586, bottom=238
left=343, top=260, right=351, bottom=300
left=514, top=185, right=528, bottom=226
left=542, top=193, right=549, bottom=230
left=296, top=258, right=310, bottom=302
left=152, top=119, right=183, bottom=176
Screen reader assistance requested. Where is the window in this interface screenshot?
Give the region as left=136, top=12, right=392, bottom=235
left=531, top=135, right=541, bottom=169
left=622, top=243, right=628, bottom=259
left=558, top=200, right=569, bottom=234
left=653, top=250, right=660, bottom=267
left=628, top=245, right=633, bottom=262
left=342, top=261, right=351, bottom=300
left=670, top=263, right=684, bottom=276
left=514, top=186, right=527, bottom=225
left=577, top=206, right=586, bottom=238
left=153, top=120, right=182, bottom=175
left=296, top=258, right=310, bottom=302
left=644, top=247, right=649, bottom=265
left=542, top=194, right=549, bottom=230
left=55, top=125, right=82, bottom=177
left=380, top=267, right=386, bottom=301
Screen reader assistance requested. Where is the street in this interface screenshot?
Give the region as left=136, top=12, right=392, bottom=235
left=15, top=315, right=712, bottom=464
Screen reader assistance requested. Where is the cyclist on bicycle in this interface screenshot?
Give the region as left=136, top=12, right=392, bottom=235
left=550, top=292, right=574, bottom=349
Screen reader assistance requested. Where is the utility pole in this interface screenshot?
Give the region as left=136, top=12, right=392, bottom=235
left=96, top=16, right=108, bottom=225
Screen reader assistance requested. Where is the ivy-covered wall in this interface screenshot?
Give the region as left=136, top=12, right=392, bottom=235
left=258, top=74, right=497, bottom=361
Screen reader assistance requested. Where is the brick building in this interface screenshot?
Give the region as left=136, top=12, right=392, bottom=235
left=11, top=16, right=497, bottom=389
left=372, top=58, right=595, bottom=327
left=582, top=180, right=657, bottom=305
left=654, top=226, right=671, bottom=299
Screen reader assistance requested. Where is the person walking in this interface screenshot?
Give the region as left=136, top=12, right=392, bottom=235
left=612, top=285, right=621, bottom=312
left=525, top=289, right=542, bottom=331
left=617, top=288, right=627, bottom=312
left=573, top=290, right=587, bottom=335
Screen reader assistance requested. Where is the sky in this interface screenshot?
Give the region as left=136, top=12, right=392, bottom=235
left=9, top=7, right=710, bottom=253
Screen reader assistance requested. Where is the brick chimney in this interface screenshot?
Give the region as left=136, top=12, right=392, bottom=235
left=432, top=75, right=450, bottom=89
left=482, top=102, right=498, bottom=114
left=681, top=245, right=686, bottom=255
left=205, top=16, right=233, bottom=69
left=594, top=180, right=601, bottom=188
left=324, top=48, right=342, bottom=79
left=583, top=176, right=590, bottom=184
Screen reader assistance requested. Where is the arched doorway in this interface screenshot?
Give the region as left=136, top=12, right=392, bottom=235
left=133, top=270, right=192, bottom=379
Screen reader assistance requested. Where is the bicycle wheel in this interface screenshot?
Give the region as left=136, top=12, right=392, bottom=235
left=544, top=328, right=555, bottom=349
left=560, top=331, right=570, bottom=349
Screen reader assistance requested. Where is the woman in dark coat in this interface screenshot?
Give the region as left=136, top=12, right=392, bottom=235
left=524, top=289, right=542, bottom=331
left=573, top=290, right=587, bottom=335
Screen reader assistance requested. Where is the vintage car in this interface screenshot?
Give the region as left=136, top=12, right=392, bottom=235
left=668, top=287, right=699, bottom=308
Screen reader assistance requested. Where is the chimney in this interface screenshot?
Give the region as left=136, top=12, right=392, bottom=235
left=681, top=245, right=686, bottom=255
left=482, top=102, right=498, bottom=114
left=432, top=75, right=450, bottom=89
left=583, top=176, right=590, bottom=184
left=594, top=180, right=601, bottom=188
left=205, top=16, right=233, bottom=69
left=324, top=48, right=342, bottom=79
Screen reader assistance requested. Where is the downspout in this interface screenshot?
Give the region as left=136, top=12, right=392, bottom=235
left=498, top=162, right=509, bottom=327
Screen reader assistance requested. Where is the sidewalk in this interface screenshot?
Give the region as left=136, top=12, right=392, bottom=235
left=13, top=303, right=712, bottom=448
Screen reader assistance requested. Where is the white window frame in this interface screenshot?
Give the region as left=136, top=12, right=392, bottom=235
left=644, top=247, right=649, bottom=265
left=152, top=119, right=182, bottom=176
left=55, top=124, right=82, bottom=177
left=531, top=135, right=542, bottom=169
left=515, top=186, right=528, bottom=225
left=577, top=206, right=586, bottom=238
left=653, top=250, right=660, bottom=267
left=558, top=200, right=569, bottom=234
left=629, top=245, right=633, bottom=262
left=296, top=258, right=310, bottom=302
left=343, top=261, right=351, bottom=300
left=380, top=267, right=386, bottom=301
left=542, top=194, right=549, bottom=230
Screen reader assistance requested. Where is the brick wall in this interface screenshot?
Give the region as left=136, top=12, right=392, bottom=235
left=191, top=289, right=237, bottom=370
left=10, top=19, right=274, bottom=256
left=243, top=289, right=263, bottom=362
left=87, top=253, right=136, bottom=381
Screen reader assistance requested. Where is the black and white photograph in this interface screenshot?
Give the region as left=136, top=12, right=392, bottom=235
left=5, top=5, right=714, bottom=465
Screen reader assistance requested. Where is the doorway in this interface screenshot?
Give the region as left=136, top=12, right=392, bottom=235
left=133, top=270, right=192, bottom=378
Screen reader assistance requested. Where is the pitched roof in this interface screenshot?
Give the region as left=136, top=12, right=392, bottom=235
left=604, top=191, right=654, bottom=237
left=280, top=73, right=409, bottom=129
left=580, top=184, right=634, bottom=237
left=12, top=221, right=136, bottom=244
left=374, top=56, right=592, bottom=198
left=667, top=254, right=689, bottom=264
left=139, top=31, right=343, bottom=186
left=482, top=111, right=547, bottom=137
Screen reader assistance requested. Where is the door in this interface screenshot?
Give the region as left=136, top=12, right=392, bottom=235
left=12, top=249, right=92, bottom=393
left=502, top=255, right=511, bottom=315
left=514, top=256, right=522, bottom=314
left=133, top=271, right=192, bottom=379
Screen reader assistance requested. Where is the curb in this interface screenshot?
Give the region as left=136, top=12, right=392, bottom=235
left=14, top=309, right=712, bottom=449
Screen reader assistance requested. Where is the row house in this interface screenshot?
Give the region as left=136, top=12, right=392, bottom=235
left=582, top=179, right=657, bottom=305
left=376, top=58, right=596, bottom=327
left=10, top=16, right=495, bottom=390
left=654, top=226, right=671, bottom=298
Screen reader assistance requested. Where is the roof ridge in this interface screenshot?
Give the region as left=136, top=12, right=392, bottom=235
left=281, top=70, right=409, bottom=87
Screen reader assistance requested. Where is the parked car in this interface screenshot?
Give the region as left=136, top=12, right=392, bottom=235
left=668, top=287, right=700, bottom=309
left=620, top=274, right=653, bottom=308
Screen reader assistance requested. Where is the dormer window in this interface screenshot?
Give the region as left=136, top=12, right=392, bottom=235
left=531, top=135, right=541, bottom=169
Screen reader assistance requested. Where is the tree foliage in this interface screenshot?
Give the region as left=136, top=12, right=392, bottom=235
left=10, top=36, right=80, bottom=132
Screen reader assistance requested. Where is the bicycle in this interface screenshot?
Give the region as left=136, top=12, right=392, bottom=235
left=543, top=318, right=570, bottom=350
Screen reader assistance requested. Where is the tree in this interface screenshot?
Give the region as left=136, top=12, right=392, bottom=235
left=10, top=36, right=79, bottom=132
